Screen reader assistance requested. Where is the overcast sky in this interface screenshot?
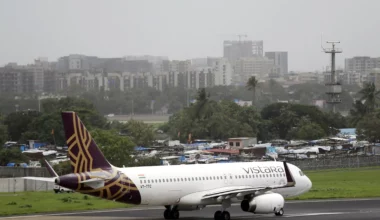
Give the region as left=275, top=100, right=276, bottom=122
left=0, top=0, right=379, bottom=72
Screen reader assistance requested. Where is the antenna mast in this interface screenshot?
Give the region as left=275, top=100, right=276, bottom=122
left=322, top=41, right=342, bottom=113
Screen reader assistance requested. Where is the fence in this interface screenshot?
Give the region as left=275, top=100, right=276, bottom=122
left=0, top=178, right=55, bottom=193
left=290, top=155, right=380, bottom=170
left=0, top=167, right=50, bottom=178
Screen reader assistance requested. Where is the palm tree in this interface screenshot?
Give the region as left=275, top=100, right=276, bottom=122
left=359, top=82, right=380, bottom=113
left=246, top=76, right=258, bottom=105
left=349, top=100, right=367, bottom=126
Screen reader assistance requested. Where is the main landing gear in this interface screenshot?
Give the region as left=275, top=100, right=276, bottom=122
left=164, top=206, right=179, bottom=220
left=214, top=210, right=230, bottom=220
left=214, top=199, right=231, bottom=220
left=275, top=208, right=284, bottom=216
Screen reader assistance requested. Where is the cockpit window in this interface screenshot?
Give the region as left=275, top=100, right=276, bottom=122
left=299, top=171, right=304, bottom=176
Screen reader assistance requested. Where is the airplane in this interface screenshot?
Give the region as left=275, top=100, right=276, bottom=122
left=24, top=111, right=312, bottom=220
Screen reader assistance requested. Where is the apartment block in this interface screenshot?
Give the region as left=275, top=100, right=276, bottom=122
left=345, top=56, right=380, bottom=74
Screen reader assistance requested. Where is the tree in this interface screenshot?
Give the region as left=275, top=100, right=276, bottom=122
left=287, top=117, right=326, bottom=140
left=0, top=148, right=28, bottom=166
left=90, top=129, right=135, bottom=167
left=359, top=82, right=380, bottom=114
left=349, top=100, right=367, bottom=126
left=261, top=103, right=331, bottom=139
left=122, top=120, right=155, bottom=147
left=4, top=111, right=40, bottom=141
left=356, top=110, right=380, bottom=142
left=246, top=76, right=258, bottom=105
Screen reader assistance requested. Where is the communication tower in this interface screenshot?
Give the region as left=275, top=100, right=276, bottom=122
left=322, top=41, right=342, bottom=113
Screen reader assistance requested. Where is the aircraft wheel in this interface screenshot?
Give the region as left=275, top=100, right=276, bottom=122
left=170, top=210, right=179, bottom=219
left=275, top=208, right=284, bottom=216
left=214, top=210, right=222, bottom=220
left=222, top=211, right=230, bottom=220
left=164, top=209, right=171, bottom=219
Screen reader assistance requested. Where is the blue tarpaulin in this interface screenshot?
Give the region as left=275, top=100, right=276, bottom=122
left=134, top=146, right=148, bottom=151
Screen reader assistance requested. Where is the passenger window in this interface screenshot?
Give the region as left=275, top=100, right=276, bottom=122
left=195, top=177, right=198, bottom=181
left=144, top=180, right=146, bottom=183
left=148, top=180, right=150, bottom=183
left=159, top=179, right=162, bottom=183
left=192, top=177, right=194, bottom=181
left=140, top=180, right=142, bottom=184
left=170, top=179, right=172, bottom=182
left=206, top=177, right=209, bottom=180
left=181, top=178, right=183, bottom=181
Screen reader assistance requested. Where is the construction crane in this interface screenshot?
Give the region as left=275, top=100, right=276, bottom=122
left=237, top=34, right=248, bottom=42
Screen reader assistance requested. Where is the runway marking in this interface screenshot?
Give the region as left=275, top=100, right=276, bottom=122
left=284, top=212, right=347, bottom=217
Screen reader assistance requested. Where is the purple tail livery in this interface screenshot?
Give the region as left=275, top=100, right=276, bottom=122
left=54, top=111, right=141, bottom=204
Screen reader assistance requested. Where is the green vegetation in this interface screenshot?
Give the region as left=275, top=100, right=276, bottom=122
left=291, top=167, right=380, bottom=200
left=0, top=191, right=130, bottom=216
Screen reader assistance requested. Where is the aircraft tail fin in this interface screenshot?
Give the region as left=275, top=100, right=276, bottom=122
left=61, top=111, right=112, bottom=173
left=283, top=161, right=296, bottom=187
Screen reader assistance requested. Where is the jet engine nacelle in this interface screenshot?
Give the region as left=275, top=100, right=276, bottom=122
left=241, top=193, right=284, bottom=214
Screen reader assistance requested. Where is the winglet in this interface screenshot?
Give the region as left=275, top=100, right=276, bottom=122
left=283, top=161, right=296, bottom=187
left=44, top=159, right=58, bottom=177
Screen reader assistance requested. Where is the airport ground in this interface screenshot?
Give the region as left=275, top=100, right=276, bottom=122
left=2, top=198, right=380, bottom=220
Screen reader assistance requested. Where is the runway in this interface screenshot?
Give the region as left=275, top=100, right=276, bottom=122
left=2, top=198, right=380, bottom=220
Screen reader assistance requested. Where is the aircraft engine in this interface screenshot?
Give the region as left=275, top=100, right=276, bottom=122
left=240, top=193, right=284, bottom=214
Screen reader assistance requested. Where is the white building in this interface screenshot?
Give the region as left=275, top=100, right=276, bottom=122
left=212, top=58, right=232, bottom=86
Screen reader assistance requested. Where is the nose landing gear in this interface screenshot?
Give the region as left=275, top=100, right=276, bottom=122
left=163, top=206, right=179, bottom=219
left=275, top=208, right=284, bottom=216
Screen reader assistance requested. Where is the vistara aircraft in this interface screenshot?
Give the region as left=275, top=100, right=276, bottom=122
left=24, top=111, right=312, bottom=220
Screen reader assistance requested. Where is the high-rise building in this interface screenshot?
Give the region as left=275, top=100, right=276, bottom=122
left=223, top=40, right=253, bottom=63
left=265, top=52, right=288, bottom=75
left=345, top=56, right=380, bottom=74
left=223, top=40, right=264, bottom=63
left=211, top=58, right=232, bottom=86
left=234, top=57, right=275, bottom=84
left=252, top=41, right=264, bottom=57
left=168, top=60, right=192, bottom=72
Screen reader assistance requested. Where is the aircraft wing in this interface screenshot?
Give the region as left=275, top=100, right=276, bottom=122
left=22, top=177, right=56, bottom=182
left=201, top=185, right=266, bottom=200
left=201, top=161, right=296, bottom=200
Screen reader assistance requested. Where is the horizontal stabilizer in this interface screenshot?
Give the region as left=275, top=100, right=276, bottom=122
left=22, top=177, right=56, bottom=183
left=79, top=178, right=105, bottom=189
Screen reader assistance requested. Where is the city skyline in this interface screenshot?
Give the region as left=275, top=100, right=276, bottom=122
left=1, top=0, right=380, bottom=72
